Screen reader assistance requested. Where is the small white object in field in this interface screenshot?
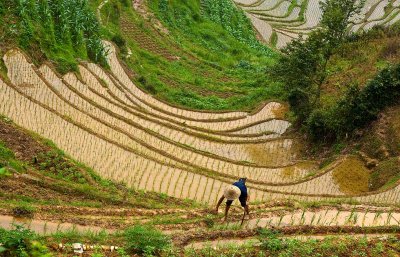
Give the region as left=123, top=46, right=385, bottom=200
left=72, top=243, right=84, bottom=254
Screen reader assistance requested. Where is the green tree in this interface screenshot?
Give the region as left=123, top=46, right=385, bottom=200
left=271, top=0, right=364, bottom=122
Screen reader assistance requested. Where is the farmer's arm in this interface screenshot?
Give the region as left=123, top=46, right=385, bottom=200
left=216, top=196, right=225, bottom=212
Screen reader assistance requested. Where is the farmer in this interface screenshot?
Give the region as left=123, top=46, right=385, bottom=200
left=215, top=178, right=249, bottom=225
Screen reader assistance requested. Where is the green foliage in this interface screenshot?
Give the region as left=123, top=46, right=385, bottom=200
left=0, top=141, right=24, bottom=173
left=272, top=0, right=363, bottom=122
left=111, top=33, right=127, bottom=54
left=142, top=0, right=281, bottom=110
left=124, top=225, right=171, bottom=255
left=151, top=0, right=272, bottom=57
left=185, top=235, right=399, bottom=257
left=0, top=142, right=14, bottom=161
left=258, top=229, right=285, bottom=252
left=202, top=0, right=271, bottom=54
left=270, top=0, right=399, bottom=143
left=35, top=150, right=87, bottom=184
left=0, top=225, right=51, bottom=257
left=0, top=167, right=11, bottom=179
left=0, top=0, right=107, bottom=74
left=204, top=214, right=215, bottom=228
left=272, top=32, right=327, bottom=121
left=307, top=64, right=400, bottom=141
left=51, top=229, right=109, bottom=245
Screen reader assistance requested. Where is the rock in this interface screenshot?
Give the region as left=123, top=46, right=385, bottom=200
left=101, top=245, right=111, bottom=251
left=366, top=159, right=379, bottom=168
left=377, top=145, right=390, bottom=158
left=72, top=243, right=84, bottom=254
left=358, top=151, right=379, bottom=168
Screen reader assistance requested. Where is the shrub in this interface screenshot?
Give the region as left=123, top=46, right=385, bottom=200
left=258, top=229, right=286, bottom=252
left=35, top=151, right=87, bottom=184
left=0, top=225, right=51, bottom=257
left=111, top=34, right=126, bottom=49
left=124, top=225, right=171, bottom=255
left=306, top=64, right=400, bottom=142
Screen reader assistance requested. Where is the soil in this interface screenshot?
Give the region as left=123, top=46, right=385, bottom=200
left=0, top=117, right=50, bottom=161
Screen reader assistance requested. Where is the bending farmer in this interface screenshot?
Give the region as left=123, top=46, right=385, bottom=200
left=216, top=178, right=249, bottom=225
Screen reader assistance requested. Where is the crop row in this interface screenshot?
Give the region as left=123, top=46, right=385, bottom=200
left=243, top=209, right=400, bottom=228
left=2, top=79, right=399, bottom=202
left=2, top=49, right=400, bottom=205
left=236, top=0, right=400, bottom=47
left=4, top=51, right=321, bottom=186
left=104, top=42, right=286, bottom=132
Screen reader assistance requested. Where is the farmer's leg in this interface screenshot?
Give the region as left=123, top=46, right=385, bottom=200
left=224, top=200, right=233, bottom=222
left=239, top=196, right=249, bottom=215
left=239, top=198, right=249, bottom=225
left=244, top=204, right=250, bottom=215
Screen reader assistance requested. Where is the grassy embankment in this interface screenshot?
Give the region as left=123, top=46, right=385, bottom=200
left=92, top=0, right=283, bottom=111
left=0, top=116, right=198, bottom=212
left=320, top=28, right=400, bottom=189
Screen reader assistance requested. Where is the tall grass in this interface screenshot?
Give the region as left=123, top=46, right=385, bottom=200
left=1, top=0, right=107, bottom=74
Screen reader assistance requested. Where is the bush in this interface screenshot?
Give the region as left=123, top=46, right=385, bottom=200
left=0, top=225, right=51, bottom=257
left=111, top=34, right=126, bottom=49
left=124, top=225, right=171, bottom=255
left=258, top=229, right=286, bottom=252
left=306, top=64, right=400, bottom=142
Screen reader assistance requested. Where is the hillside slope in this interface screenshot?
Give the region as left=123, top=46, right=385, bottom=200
left=94, top=0, right=284, bottom=110
left=1, top=42, right=399, bottom=206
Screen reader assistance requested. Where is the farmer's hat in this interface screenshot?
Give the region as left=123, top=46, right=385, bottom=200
left=223, top=185, right=241, bottom=200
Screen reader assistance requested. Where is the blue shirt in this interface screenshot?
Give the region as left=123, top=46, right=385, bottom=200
left=233, top=180, right=247, bottom=198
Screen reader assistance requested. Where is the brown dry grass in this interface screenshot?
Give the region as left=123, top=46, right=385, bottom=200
left=332, top=157, right=370, bottom=195
left=271, top=104, right=289, bottom=120
left=369, top=157, right=400, bottom=191
left=387, top=106, right=400, bottom=155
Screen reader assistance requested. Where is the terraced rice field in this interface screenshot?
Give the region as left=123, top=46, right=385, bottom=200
left=235, top=0, right=400, bottom=47
left=1, top=43, right=400, bottom=206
